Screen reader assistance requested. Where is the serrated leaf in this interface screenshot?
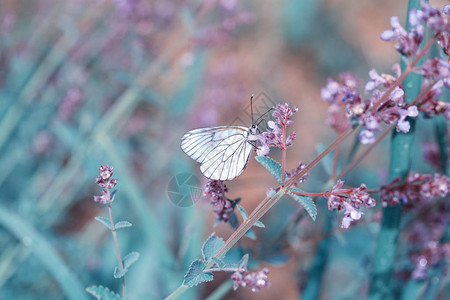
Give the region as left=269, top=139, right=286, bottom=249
left=113, top=267, right=127, bottom=279
left=254, top=221, right=265, bottom=228
left=86, top=285, right=121, bottom=300
left=245, top=230, right=256, bottom=240
left=236, top=205, right=248, bottom=221
left=113, top=252, right=140, bottom=278
left=201, top=233, right=224, bottom=262
left=255, top=156, right=283, bottom=184
left=212, top=257, right=226, bottom=269
left=123, top=252, right=140, bottom=269
left=114, top=221, right=132, bottom=230
left=288, top=189, right=317, bottom=221
left=183, top=259, right=213, bottom=287
left=94, top=217, right=113, bottom=230
left=238, top=254, right=249, bottom=269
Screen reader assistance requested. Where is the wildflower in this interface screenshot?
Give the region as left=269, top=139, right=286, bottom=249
left=231, top=267, right=270, bottom=292
left=254, top=103, right=298, bottom=156
left=94, top=165, right=118, bottom=204
left=380, top=14, right=424, bottom=57
left=285, top=162, right=309, bottom=186
left=325, top=180, right=376, bottom=228
left=204, top=179, right=233, bottom=223
left=380, top=173, right=450, bottom=208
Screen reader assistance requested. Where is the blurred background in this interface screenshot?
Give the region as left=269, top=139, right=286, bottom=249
left=0, top=0, right=448, bottom=299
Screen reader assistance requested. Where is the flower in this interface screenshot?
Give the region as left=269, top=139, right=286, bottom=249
left=94, top=165, right=118, bottom=204
left=380, top=173, right=450, bottom=209
left=325, top=180, right=376, bottom=228
left=285, top=162, right=309, bottom=186
left=204, top=179, right=234, bottom=223
left=254, top=103, right=298, bottom=156
left=380, top=15, right=425, bottom=57
left=231, top=267, right=270, bottom=292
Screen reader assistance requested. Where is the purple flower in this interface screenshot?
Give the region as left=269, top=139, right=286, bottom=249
left=231, top=267, right=270, bottom=292
left=254, top=103, right=298, bottom=156
left=204, top=180, right=234, bottom=223
left=325, top=180, right=376, bottom=229
left=359, top=130, right=376, bottom=144
left=381, top=173, right=450, bottom=209
left=285, top=162, right=309, bottom=186
left=380, top=15, right=424, bottom=57
left=94, top=165, right=118, bottom=204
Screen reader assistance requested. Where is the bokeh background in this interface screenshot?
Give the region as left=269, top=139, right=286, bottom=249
left=0, top=0, right=448, bottom=299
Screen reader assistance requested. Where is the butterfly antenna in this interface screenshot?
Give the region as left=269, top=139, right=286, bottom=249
left=250, top=94, right=254, bottom=125
left=254, top=106, right=274, bottom=124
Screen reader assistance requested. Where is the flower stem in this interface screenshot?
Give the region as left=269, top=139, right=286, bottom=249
left=108, top=202, right=126, bottom=300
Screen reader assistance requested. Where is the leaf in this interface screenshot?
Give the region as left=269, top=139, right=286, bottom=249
left=123, top=252, right=140, bottom=269
left=183, top=259, right=213, bottom=287
left=255, top=156, right=283, bottom=184
left=245, top=230, right=256, bottom=240
left=228, top=212, right=239, bottom=229
left=254, top=221, right=265, bottom=228
left=0, top=206, right=88, bottom=300
left=236, top=205, right=248, bottom=221
left=86, top=285, right=121, bottom=300
left=113, top=252, right=140, bottom=279
left=238, top=254, right=249, bottom=270
left=212, top=257, right=226, bottom=269
left=114, top=221, right=132, bottom=230
left=201, top=233, right=224, bottom=262
left=94, top=217, right=113, bottom=231
left=114, top=267, right=127, bottom=279
left=288, top=189, right=317, bottom=221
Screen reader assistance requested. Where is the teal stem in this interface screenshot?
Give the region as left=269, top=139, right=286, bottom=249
left=368, top=1, right=426, bottom=299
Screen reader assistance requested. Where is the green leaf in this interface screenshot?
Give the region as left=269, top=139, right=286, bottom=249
left=0, top=206, right=88, bottom=300
left=212, top=257, right=226, bottom=269
left=236, top=205, right=248, bottom=221
left=113, top=267, right=127, bottom=279
left=94, top=217, right=113, bottom=231
left=255, top=156, right=283, bottom=184
left=114, top=221, right=132, bottom=230
left=183, top=259, right=213, bottom=287
left=245, top=230, right=256, bottom=240
left=123, top=252, right=140, bottom=269
left=113, top=252, right=140, bottom=279
left=253, top=220, right=265, bottom=228
left=201, top=233, right=224, bottom=262
left=288, top=189, right=317, bottom=221
left=86, top=286, right=121, bottom=300
left=238, top=254, right=249, bottom=270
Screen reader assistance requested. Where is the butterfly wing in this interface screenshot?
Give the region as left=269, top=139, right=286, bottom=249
left=181, top=126, right=253, bottom=180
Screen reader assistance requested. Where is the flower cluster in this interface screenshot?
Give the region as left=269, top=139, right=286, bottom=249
left=285, top=162, right=309, bottom=186
left=94, top=165, right=118, bottom=204
left=411, top=241, right=450, bottom=280
left=325, top=180, right=376, bottom=229
left=204, top=179, right=233, bottom=223
left=380, top=173, right=449, bottom=209
left=231, top=267, right=270, bottom=292
left=254, top=103, right=298, bottom=156
left=320, top=67, right=419, bottom=144
left=320, top=72, right=361, bottom=132
left=422, top=141, right=447, bottom=171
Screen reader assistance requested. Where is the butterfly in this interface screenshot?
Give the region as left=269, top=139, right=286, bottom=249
left=181, top=96, right=272, bottom=181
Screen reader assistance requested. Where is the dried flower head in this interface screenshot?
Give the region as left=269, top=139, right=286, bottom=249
left=94, top=165, right=118, bottom=204
left=204, top=179, right=234, bottom=223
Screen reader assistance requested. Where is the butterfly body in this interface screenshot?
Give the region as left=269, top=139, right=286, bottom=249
left=181, top=125, right=258, bottom=181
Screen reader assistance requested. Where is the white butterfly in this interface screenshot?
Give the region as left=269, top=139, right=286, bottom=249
left=181, top=124, right=259, bottom=181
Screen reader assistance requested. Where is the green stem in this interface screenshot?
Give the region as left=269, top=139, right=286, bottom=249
left=368, top=1, right=425, bottom=299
